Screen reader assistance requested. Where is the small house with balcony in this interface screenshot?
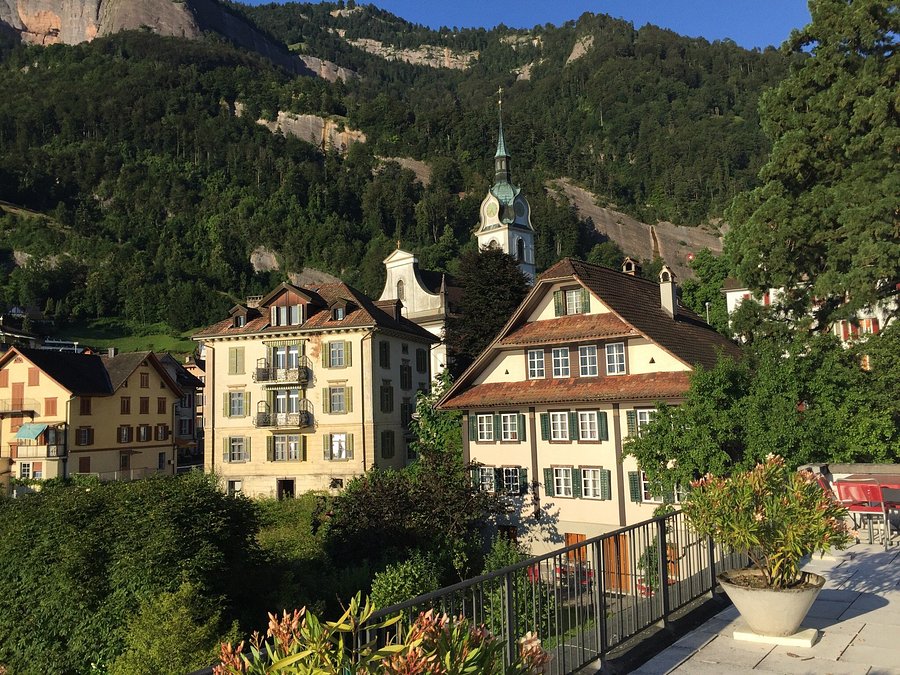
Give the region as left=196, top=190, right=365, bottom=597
left=0, top=348, right=182, bottom=491
left=193, top=280, right=437, bottom=498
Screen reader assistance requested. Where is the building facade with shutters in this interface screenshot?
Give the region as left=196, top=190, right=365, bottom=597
left=194, top=281, right=436, bottom=499
left=440, top=258, right=741, bottom=556
left=0, top=348, right=182, bottom=492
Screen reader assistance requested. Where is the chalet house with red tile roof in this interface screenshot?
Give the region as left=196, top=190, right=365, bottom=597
left=193, top=280, right=437, bottom=498
left=440, top=257, right=740, bottom=557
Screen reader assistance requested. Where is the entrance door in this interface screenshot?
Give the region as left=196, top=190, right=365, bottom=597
left=78, top=456, right=91, bottom=474
left=602, top=533, right=631, bottom=593
left=277, top=479, right=295, bottom=500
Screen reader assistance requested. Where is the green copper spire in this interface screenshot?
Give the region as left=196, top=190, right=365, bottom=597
left=494, top=86, right=512, bottom=184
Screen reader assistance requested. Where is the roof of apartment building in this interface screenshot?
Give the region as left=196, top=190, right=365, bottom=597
left=156, top=353, right=205, bottom=390
left=194, top=281, right=438, bottom=343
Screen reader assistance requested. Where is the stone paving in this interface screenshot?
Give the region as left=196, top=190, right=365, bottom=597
left=633, top=544, right=900, bottom=675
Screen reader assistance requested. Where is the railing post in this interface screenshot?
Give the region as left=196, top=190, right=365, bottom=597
left=504, top=570, right=516, bottom=665
left=592, top=537, right=608, bottom=668
left=707, top=536, right=718, bottom=597
left=656, top=517, right=671, bottom=628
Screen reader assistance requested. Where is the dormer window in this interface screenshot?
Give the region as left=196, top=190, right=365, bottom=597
left=554, top=288, right=590, bottom=316
left=234, top=315, right=246, bottom=328
left=270, top=304, right=303, bottom=326
left=333, top=307, right=345, bottom=321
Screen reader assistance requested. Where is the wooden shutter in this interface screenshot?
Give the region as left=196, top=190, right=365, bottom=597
left=543, top=468, right=554, bottom=497
left=519, top=467, right=528, bottom=495
left=323, top=434, right=331, bottom=460
left=493, top=467, right=502, bottom=492
left=626, top=410, right=637, bottom=436
left=493, top=413, right=502, bottom=440
left=344, top=341, right=352, bottom=367
left=300, top=436, right=308, bottom=461
left=346, top=387, right=353, bottom=413
left=243, top=392, right=251, bottom=417
left=628, top=471, right=642, bottom=502
left=322, top=388, right=331, bottom=414
left=572, top=468, right=583, bottom=498
left=469, top=467, right=479, bottom=489
left=270, top=306, right=278, bottom=325
left=346, top=434, right=354, bottom=459
left=540, top=413, right=549, bottom=440
left=598, top=411, right=609, bottom=441
left=468, top=416, right=477, bottom=441
left=553, top=290, right=565, bottom=316
left=267, top=436, right=274, bottom=462
left=600, top=469, right=612, bottom=500
left=322, top=345, right=329, bottom=368
left=568, top=411, right=579, bottom=441
left=580, top=288, right=590, bottom=313
left=245, top=437, right=251, bottom=461
left=222, top=437, right=229, bottom=463
left=223, top=392, right=230, bottom=418
left=517, top=414, right=526, bottom=442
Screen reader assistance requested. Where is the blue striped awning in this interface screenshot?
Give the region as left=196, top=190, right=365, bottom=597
left=15, top=423, right=47, bottom=440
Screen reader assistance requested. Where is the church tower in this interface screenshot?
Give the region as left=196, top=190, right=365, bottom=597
left=475, top=90, right=536, bottom=283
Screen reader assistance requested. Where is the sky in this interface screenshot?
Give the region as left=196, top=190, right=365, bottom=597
left=243, top=1, right=812, bottom=50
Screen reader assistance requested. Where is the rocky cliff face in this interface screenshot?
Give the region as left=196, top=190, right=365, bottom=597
left=234, top=102, right=366, bottom=154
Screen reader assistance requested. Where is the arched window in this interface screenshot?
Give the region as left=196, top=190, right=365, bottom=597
left=396, top=280, right=405, bottom=301
left=516, top=238, right=525, bottom=262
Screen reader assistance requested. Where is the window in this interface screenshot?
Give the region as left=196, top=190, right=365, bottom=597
left=332, top=306, right=345, bottom=321
left=396, top=279, right=405, bottom=301
left=139, top=397, right=149, bottom=414
left=227, top=480, right=242, bottom=496
left=234, top=315, right=246, bottom=328
left=137, top=425, right=151, bottom=442
left=157, top=397, right=167, bottom=414
left=637, top=409, right=654, bottom=434
left=380, top=382, right=394, bottom=413
left=476, top=414, right=494, bottom=442
left=527, top=349, right=545, bottom=379
left=500, top=413, right=519, bottom=442
left=120, top=397, right=131, bottom=415
left=379, top=341, right=391, bottom=368
left=329, top=386, right=347, bottom=414
left=415, top=348, right=427, bottom=373
left=228, top=347, right=245, bottom=375
left=606, top=342, right=626, bottom=375
left=155, top=424, right=170, bottom=441
left=326, top=433, right=350, bottom=460
left=44, top=397, right=57, bottom=417
left=554, top=468, right=573, bottom=497
left=566, top=289, right=583, bottom=315
left=401, top=343, right=409, bottom=354
left=516, top=237, right=525, bottom=262
left=554, top=288, right=589, bottom=316
left=401, top=397, right=413, bottom=426
left=550, top=412, right=569, bottom=441
left=119, top=453, right=130, bottom=470
left=33, top=462, right=43, bottom=479
left=270, top=304, right=302, bottom=326
left=578, top=411, right=598, bottom=441
left=640, top=471, right=686, bottom=504
left=381, top=430, right=395, bottom=459
left=552, top=348, right=570, bottom=378
left=80, top=397, right=92, bottom=415
left=178, top=418, right=193, bottom=436
left=328, top=342, right=346, bottom=368
left=76, top=427, right=93, bottom=446
left=579, top=345, right=598, bottom=377
left=228, top=437, right=248, bottom=462
left=140, top=372, right=150, bottom=388
left=274, top=434, right=303, bottom=461
left=27, top=367, right=39, bottom=386
left=502, top=467, right=520, bottom=494
left=400, top=363, right=412, bottom=390
left=582, top=468, right=602, bottom=499
left=118, top=426, right=133, bottom=443
left=228, top=392, right=246, bottom=417
left=0, top=370, right=7, bottom=387
left=20, top=462, right=31, bottom=479
left=479, top=467, right=495, bottom=492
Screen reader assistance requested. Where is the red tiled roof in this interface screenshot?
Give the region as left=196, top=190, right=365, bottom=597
left=441, top=372, right=692, bottom=409
left=499, top=313, right=637, bottom=346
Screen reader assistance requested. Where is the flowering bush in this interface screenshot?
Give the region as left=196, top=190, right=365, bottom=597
left=682, top=455, right=851, bottom=588
left=214, top=593, right=548, bottom=674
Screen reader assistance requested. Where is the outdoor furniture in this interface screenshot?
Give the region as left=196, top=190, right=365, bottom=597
left=881, top=487, right=900, bottom=550
left=834, top=474, right=900, bottom=548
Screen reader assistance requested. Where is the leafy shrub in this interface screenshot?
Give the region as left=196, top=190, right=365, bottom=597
left=370, top=551, right=441, bottom=608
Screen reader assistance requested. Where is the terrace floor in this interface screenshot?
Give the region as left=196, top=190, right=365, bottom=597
left=632, top=543, right=900, bottom=675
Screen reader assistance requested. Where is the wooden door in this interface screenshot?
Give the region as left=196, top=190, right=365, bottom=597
left=565, top=532, right=586, bottom=561
left=602, top=533, right=630, bottom=593
left=78, top=456, right=91, bottom=473
left=11, top=382, right=23, bottom=408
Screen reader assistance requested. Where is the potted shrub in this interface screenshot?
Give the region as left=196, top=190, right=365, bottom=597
left=682, top=455, right=851, bottom=637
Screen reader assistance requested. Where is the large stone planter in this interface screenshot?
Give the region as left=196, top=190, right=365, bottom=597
left=718, top=569, right=825, bottom=637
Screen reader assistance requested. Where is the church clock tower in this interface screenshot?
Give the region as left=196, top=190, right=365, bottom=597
left=475, top=89, right=536, bottom=283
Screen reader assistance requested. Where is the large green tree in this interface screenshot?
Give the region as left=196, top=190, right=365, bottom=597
left=727, top=0, right=899, bottom=325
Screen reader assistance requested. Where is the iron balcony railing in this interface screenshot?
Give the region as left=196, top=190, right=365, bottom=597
left=252, top=357, right=312, bottom=385
left=254, top=400, right=313, bottom=429
left=0, top=398, right=39, bottom=413
left=363, top=510, right=745, bottom=674
left=71, top=467, right=165, bottom=482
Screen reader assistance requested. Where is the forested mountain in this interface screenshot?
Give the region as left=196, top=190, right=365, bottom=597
left=0, top=1, right=794, bottom=333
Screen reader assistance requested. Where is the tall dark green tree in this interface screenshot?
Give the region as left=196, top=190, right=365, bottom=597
left=727, top=0, right=899, bottom=326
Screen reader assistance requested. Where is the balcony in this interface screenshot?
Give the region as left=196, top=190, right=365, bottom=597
left=0, top=398, right=39, bottom=414
left=253, top=357, right=311, bottom=385
left=71, top=467, right=164, bottom=482
left=254, top=400, right=313, bottom=429
left=15, top=444, right=66, bottom=459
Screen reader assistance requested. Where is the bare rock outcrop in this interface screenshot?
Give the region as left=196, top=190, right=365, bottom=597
left=343, top=36, right=478, bottom=70
left=237, top=104, right=365, bottom=154
left=297, top=54, right=358, bottom=83
left=566, top=34, right=594, bottom=64
left=377, top=156, right=431, bottom=186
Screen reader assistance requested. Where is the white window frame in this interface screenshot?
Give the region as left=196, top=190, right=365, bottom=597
left=502, top=467, right=520, bottom=493
left=500, top=413, right=519, bottom=441
left=578, top=411, right=599, bottom=441
left=330, top=433, right=348, bottom=460
left=228, top=437, right=247, bottom=462
left=330, top=386, right=346, bottom=414
left=605, top=342, right=626, bottom=375
left=579, top=345, right=598, bottom=377
left=640, top=470, right=685, bottom=504
left=273, top=346, right=288, bottom=369
left=527, top=349, right=545, bottom=379
left=582, top=468, right=602, bottom=499
left=550, top=411, right=569, bottom=441
left=479, top=466, right=495, bottom=492
left=228, top=392, right=245, bottom=417
left=636, top=408, right=655, bottom=436
left=275, top=434, right=301, bottom=461
left=565, top=289, right=583, bottom=315
left=227, top=479, right=242, bottom=496
left=476, top=414, right=494, bottom=442
left=553, top=467, right=573, bottom=497
left=552, top=348, right=570, bottom=378
left=20, top=462, right=31, bottom=480
left=329, top=342, right=345, bottom=368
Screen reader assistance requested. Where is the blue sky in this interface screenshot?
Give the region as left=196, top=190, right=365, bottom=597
left=242, top=1, right=812, bottom=50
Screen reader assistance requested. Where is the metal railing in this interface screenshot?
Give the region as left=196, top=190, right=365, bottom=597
left=254, top=402, right=313, bottom=429
left=0, top=398, right=39, bottom=413
left=71, top=468, right=165, bottom=482
left=364, top=511, right=744, bottom=673
left=253, top=357, right=312, bottom=385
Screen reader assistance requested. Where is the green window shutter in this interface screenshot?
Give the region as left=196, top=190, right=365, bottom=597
left=519, top=468, right=528, bottom=495
left=517, top=414, right=526, bottom=441
left=300, top=436, right=308, bottom=461
left=346, top=434, right=354, bottom=459
left=267, top=436, right=274, bottom=462
left=600, top=469, right=612, bottom=500
left=344, top=341, right=352, bottom=367
left=540, top=413, right=549, bottom=440
left=245, top=437, right=251, bottom=461
left=468, top=416, right=477, bottom=441
left=598, top=411, right=609, bottom=441
left=243, top=392, right=251, bottom=417
left=493, top=467, right=502, bottom=492
left=346, top=387, right=353, bottom=413
left=626, top=410, right=637, bottom=436
left=543, top=468, right=554, bottom=497
left=493, top=413, right=501, bottom=440
left=236, top=347, right=245, bottom=374
left=222, top=437, right=229, bottom=463
left=568, top=411, right=579, bottom=441
left=470, top=467, right=479, bottom=489
left=628, top=471, right=642, bottom=503
left=580, top=288, right=590, bottom=313
left=322, top=388, right=331, bottom=414
left=572, top=468, right=583, bottom=498
left=553, top=290, right=565, bottom=317
left=323, top=434, right=331, bottom=460
left=322, top=345, right=329, bottom=369
left=223, top=393, right=230, bottom=418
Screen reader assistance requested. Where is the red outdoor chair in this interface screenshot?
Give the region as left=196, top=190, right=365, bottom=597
left=836, top=482, right=883, bottom=545
left=880, top=487, right=900, bottom=550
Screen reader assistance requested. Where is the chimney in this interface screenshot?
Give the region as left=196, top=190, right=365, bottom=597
left=659, top=265, right=677, bottom=318
left=622, top=257, right=642, bottom=276
left=107, top=347, right=118, bottom=358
